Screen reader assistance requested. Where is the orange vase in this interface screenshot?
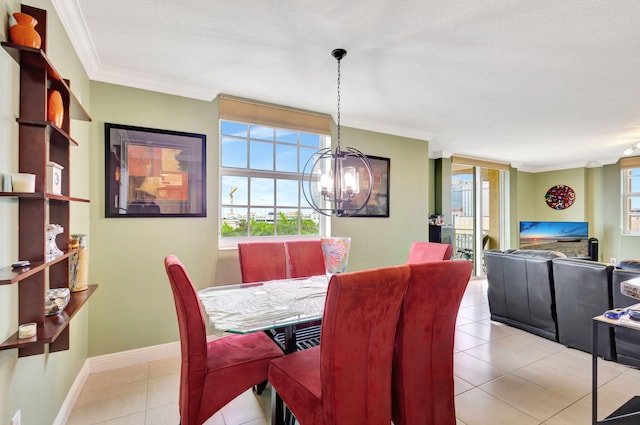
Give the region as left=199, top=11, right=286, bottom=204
left=9, top=13, right=42, bottom=49
left=47, top=90, right=64, bottom=128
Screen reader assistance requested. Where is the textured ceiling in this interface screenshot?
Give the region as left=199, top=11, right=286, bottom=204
left=52, top=0, right=640, bottom=172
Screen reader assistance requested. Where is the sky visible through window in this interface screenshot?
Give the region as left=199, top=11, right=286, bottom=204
left=220, top=120, right=327, bottom=237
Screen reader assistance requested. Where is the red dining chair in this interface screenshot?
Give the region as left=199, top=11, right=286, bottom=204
left=239, top=240, right=322, bottom=353
left=406, top=241, right=453, bottom=263
left=285, top=240, right=326, bottom=278
left=164, top=255, right=283, bottom=425
left=238, top=241, right=288, bottom=283
left=392, top=260, right=473, bottom=425
left=268, top=265, right=411, bottom=425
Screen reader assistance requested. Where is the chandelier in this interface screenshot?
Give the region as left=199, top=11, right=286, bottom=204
left=302, top=48, right=373, bottom=216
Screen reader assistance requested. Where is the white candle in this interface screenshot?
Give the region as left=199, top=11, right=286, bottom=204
left=18, top=322, right=36, bottom=339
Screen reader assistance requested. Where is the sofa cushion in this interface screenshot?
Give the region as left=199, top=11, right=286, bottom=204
left=485, top=250, right=558, bottom=341
left=552, top=258, right=615, bottom=360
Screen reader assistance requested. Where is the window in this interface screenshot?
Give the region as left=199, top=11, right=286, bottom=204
left=623, top=166, right=640, bottom=234
left=219, top=119, right=329, bottom=246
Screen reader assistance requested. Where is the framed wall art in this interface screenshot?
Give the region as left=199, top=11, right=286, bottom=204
left=105, top=123, right=206, bottom=217
left=545, top=184, right=575, bottom=210
left=339, top=155, right=390, bottom=217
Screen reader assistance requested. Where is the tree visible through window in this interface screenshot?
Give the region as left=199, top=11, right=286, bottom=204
left=219, top=120, right=328, bottom=242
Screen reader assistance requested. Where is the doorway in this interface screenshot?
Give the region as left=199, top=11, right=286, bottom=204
left=451, top=161, right=506, bottom=275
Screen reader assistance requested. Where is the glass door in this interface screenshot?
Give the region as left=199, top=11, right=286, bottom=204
left=451, top=163, right=506, bottom=275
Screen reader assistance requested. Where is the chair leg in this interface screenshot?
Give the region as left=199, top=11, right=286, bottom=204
left=255, top=380, right=268, bottom=395
left=271, top=385, right=284, bottom=425
left=285, top=407, right=295, bottom=425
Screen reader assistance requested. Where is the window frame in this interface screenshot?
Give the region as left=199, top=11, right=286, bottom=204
left=622, top=165, right=640, bottom=235
left=218, top=119, right=330, bottom=249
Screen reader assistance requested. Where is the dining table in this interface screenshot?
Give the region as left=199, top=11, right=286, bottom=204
left=198, top=274, right=329, bottom=425
left=197, top=274, right=329, bottom=353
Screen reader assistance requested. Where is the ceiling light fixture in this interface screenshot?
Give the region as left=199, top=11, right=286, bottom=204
left=301, top=48, right=373, bottom=216
left=623, top=142, right=640, bottom=156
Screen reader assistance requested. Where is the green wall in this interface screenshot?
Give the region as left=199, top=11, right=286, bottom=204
left=88, top=82, right=219, bottom=355
left=435, top=163, right=636, bottom=262
left=87, top=86, right=431, bottom=356
left=330, top=126, right=430, bottom=270
left=0, top=1, right=91, bottom=424
left=514, top=166, right=631, bottom=262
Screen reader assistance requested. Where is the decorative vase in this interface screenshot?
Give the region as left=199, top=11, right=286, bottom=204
left=69, top=234, right=89, bottom=292
left=47, top=90, right=64, bottom=128
left=9, top=13, right=42, bottom=49
left=321, top=237, right=351, bottom=274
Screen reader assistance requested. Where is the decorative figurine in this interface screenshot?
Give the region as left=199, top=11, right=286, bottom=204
left=45, top=224, right=64, bottom=261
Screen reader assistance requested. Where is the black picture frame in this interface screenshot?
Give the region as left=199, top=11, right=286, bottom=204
left=339, top=155, right=390, bottom=217
left=105, top=123, right=206, bottom=217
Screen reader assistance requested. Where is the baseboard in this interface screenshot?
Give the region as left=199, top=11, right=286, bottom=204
left=53, top=341, right=181, bottom=425
left=87, top=340, right=181, bottom=374
left=52, top=360, right=90, bottom=425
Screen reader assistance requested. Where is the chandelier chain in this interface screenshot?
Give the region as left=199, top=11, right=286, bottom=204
left=336, top=54, right=341, bottom=149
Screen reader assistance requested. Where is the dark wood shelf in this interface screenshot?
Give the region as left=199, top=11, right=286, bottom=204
left=1, top=42, right=91, bottom=122
left=3, top=4, right=94, bottom=357
left=0, top=192, right=89, bottom=202
left=16, top=118, right=80, bottom=146
left=0, top=284, right=97, bottom=350
left=0, top=249, right=77, bottom=285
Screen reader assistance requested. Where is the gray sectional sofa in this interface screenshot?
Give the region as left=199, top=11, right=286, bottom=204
left=485, top=250, right=640, bottom=363
left=484, top=249, right=562, bottom=341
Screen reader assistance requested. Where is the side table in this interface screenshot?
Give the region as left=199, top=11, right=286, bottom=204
left=592, top=315, right=640, bottom=424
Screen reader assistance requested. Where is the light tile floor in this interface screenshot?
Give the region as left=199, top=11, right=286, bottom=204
left=67, top=277, right=640, bottom=424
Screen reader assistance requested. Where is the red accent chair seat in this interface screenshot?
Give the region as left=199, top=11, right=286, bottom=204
left=392, top=260, right=473, bottom=425
left=164, top=255, right=283, bottom=425
left=268, top=265, right=411, bottom=425
left=406, top=241, right=453, bottom=263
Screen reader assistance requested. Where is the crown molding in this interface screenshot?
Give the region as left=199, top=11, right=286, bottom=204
left=52, top=0, right=100, bottom=78
left=340, top=117, right=434, bottom=143
left=429, top=150, right=453, bottom=159
left=52, top=0, right=217, bottom=101
left=91, top=67, right=218, bottom=101
left=516, top=157, right=619, bottom=173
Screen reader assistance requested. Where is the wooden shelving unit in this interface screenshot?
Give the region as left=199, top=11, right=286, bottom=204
left=0, top=4, right=96, bottom=357
left=0, top=285, right=98, bottom=351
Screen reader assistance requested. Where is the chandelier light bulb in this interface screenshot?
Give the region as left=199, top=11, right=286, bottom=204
left=319, top=173, right=334, bottom=194
left=343, top=168, right=358, bottom=193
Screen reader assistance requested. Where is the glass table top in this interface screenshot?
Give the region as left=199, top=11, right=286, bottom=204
left=198, top=274, right=329, bottom=335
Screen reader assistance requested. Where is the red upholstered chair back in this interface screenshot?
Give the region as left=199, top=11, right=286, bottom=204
left=238, top=242, right=287, bottom=283
left=320, top=265, right=410, bottom=424
left=406, top=241, right=453, bottom=263
left=285, top=240, right=326, bottom=278
left=164, top=255, right=209, bottom=425
left=392, top=260, right=473, bottom=425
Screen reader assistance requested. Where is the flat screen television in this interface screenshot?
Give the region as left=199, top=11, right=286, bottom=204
left=519, top=221, right=589, bottom=257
